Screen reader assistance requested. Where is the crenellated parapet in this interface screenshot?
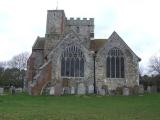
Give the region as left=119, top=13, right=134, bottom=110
left=66, top=17, right=94, bottom=26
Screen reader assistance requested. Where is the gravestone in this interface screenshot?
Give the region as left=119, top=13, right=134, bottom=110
left=71, top=87, right=75, bottom=94
left=123, top=87, right=129, bottom=96
left=88, top=85, right=94, bottom=94
left=0, top=87, right=4, bottom=95
left=77, top=83, right=85, bottom=94
left=49, top=87, right=55, bottom=95
left=138, top=85, right=144, bottom=94
left=63, top=87, right=70, bottom=94
left=132, top=86, right=138, bottom=95
left=99, top=89, right=105, bottom=95
left=10, top=86, right=16, bottom=95
left=54, top=83, right=62, bottom=96
left=147, top=86, right=151, bottom=93
left=16, top=88, right=23, bottom=93
left=151, top=86, right=157, bottom=93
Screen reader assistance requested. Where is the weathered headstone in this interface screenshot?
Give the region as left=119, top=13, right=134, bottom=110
left=99, top=89, right=105, bottom=95
left=49, top=87, right=55, bottom=95
left=54, top=83, right=62, bottom=96
left=138, top=85, right=144, bottom=94
left=88, top=85, right=94, bottom=94
left=0, top=87, right=4, bottom=95
left=102, top=85, right=109, bottom=95
left=16, top=88, right=23, bottom=93
left=147, top=86, right=151, bottom=93
left=123, top=87, right=129, bottom=96
left=63, top=87, right=70, bottom=94
left=151, top=86, right=157, bottom=93
left=71, top=87, right=75, bottom=94
left=77, top=83, right=85, bottom=94
left=10, top=86, right=16, bottom=95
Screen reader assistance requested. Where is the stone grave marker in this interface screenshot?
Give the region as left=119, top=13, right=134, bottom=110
left=63, top=87, right=70, bottom=94
left=99, top=89, right=105, bottom=95
left=54, top=83, right=62, bottom=96
left=147, top=86, right=151, bottom=93
left=16, top=88, right=23, bottom=93
left=77, top=83, right=85, bottom=94
left=151, top=86, right=157, bottom=93
left=138, top=85, right=144, bottom=94
left=49, top=87, right=55, bottom=95
left=88, top=85, right=94, bottom=94
left=123, top=87, right=129, bottom=96
left=0, top=87, right=4, bottom=95
left=71, top=87, right=75, bottom=94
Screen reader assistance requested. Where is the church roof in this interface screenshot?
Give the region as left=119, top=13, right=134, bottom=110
left=32, top=37, right=45, bottom=50
left=90, top=39, right=107, bottom=51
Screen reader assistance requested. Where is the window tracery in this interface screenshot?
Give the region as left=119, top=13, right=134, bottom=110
left=106, top=48, right=124, bottom=78
left=61, top=46, right=84, bottom=77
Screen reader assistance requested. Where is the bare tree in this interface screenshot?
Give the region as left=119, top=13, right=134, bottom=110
left=0, top=61, right=7, bottom=68
left=139, top=64, right=145, bottom=76
left=149, top=56, right=160, bottom=75
left=8, top=52, right=29, bottom=70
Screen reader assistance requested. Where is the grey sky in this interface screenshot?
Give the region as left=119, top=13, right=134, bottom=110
left=0, top=0, right=160, bottom=72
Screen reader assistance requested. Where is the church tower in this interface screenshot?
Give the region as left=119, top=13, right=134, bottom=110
left=44, top=10, right=66, bottom=57
left=46, top=10, right=65, bottom=34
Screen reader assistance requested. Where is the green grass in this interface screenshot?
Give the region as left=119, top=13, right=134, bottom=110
left=0, top=93, right=160, bottom=120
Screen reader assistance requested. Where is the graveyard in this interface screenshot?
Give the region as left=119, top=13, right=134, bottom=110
left=0, top=93, right=160, bottom=120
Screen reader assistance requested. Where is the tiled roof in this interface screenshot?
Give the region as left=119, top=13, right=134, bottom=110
left=90, top=39, right=107, bottom=51
left=32, top=37, right=45, bottom=50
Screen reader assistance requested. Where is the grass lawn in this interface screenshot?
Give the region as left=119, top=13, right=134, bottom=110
left=0, top=93, right=160, bottom=120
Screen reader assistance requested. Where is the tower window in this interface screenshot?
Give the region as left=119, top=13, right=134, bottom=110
left=76, top=26, right=80, bottom=33
left=90, top=33, right=94, bottom=38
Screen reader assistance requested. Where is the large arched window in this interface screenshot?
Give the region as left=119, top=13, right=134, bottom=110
left=106, top=48, right=124, bottom=78
left=61, top=46, right=84, bottom=77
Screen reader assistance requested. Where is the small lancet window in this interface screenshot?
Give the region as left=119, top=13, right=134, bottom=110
left=76, top=26, right=80, bottom=33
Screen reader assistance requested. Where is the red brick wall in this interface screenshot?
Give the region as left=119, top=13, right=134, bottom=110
left=31, top=62, right=52, bottom=95
left=26, top=54, right=35, bottom=81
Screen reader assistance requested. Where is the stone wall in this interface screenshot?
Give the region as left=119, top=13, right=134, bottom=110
left=46, top=10, right=65, bottom=34
left=44, top=11, right=94, bottom=57
left=26, top=10, right=140, bottom=95
left=66, top=18, right=94, bottom=49
left=48, top=31, right=94, bottom=94
left=95, top=32, right=140, bottom=91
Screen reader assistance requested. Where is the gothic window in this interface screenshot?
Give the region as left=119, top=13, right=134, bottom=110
left=61, top=57, right=65, bottom=76
left=106, top=48, right=125, bottom=78
left=61, top=46, right=84, bottom=77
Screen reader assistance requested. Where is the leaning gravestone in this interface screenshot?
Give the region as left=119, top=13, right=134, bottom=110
left=0, top=87, right=4, bottom=95
left=77, top=83, right=85, bottom=94
left=123, top=87, right=129, bottom=96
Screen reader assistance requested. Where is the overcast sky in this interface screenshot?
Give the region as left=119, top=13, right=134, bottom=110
left=0, top=0, right=160, bottom=72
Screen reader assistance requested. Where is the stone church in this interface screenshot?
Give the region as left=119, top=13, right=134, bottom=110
left=26, top=10, right=141, bottom=95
